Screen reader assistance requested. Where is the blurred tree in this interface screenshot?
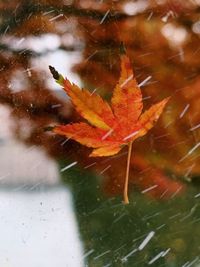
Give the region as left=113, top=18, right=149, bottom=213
left=0, top=0, right=200, bottom=198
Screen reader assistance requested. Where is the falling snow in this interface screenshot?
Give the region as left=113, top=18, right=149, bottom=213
left=0, top=1, right=200, bottom=267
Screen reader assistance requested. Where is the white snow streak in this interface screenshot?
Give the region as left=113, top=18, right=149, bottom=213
left=49, top=14, right=63, bottom=22
left=123, top=130, right=139, bottom=141
left=83, top=249, right=94, bottom=259
left=102, top=129, right=114, bottom=140
left=121, top=74, right=133, bottom=88
left=179, top=142, right=200, bottom=162
left=138, top=76, right=152, bottom=87
left=100, top=10, right=110, bottom=24
left=148, top=248, right=171, bottom=265
left=121, top=248, right=138, bottom=262
left=138, top=231, right=155, bottom=251
left=179, top=104, right=190, bottom=118
left=189, top=123, right=200, bottom=131
left=100, top=165, right=111, bottom=174
left=60, top=161, right=77, bottom=172
left=141, top=185, right=158, bottom=194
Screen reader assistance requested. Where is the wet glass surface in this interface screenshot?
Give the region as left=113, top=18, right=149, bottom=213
left=0, top=1, right=200, bottom=266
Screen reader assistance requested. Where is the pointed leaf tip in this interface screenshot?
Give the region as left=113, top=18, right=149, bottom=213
left=49, top=66, right=59, bottom=80
left=111, top=53, right=143, bottom=136
left=136, top=97, right=170, bottom=139
left=49, top=65, right=64, bottom=86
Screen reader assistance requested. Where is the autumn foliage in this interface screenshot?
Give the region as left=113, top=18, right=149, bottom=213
left=50, top=54, right=169, bottom=202
left=52, top=55, right=169, bottom=157
left=0, top=0, right=199, bottom=199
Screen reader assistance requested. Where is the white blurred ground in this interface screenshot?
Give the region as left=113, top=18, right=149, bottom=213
left=0, top=188, right=84, bottom=267
left=0, top=49, right=84, bottom=266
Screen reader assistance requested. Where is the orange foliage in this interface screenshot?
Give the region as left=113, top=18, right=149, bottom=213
left=0, top=0, right=199, bottom=200
left=52, top=55, right=168, bottom=156
left=51, top=54, right=169, bottom=202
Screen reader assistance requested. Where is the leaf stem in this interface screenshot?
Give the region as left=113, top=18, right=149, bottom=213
left=123, top=141, right=133, bottom=204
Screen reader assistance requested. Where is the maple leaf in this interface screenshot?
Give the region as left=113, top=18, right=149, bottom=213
left=49, top=54, right=169, bottom=204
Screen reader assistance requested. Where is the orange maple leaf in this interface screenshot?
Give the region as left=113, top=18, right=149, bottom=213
left=49, top=54, right=169, bottom=204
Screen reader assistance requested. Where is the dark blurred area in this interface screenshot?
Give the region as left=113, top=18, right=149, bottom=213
left=0, top=0, right=200, bottom=198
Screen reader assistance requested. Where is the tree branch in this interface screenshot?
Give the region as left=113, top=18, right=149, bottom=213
left=0, top=2, right=128, bottom=34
